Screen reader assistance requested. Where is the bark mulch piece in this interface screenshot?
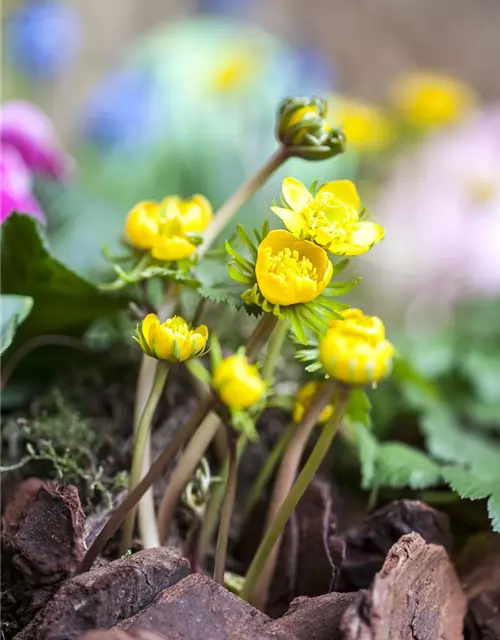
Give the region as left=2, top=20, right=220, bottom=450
left=340, top=532, right=467, bottom=640
left=2, top=479, right=85, bottom=585
left=335, top=499, right=452, bottom=591
left=267, top=591, right=362, bottom=640
left=456, top=533, right=500, bottom=639
left=14, top=548, right=190, bottom=640
left=114, top=572, right=292, bottom=640
left=78, top=632, right=165, bottom=640
left=268, top=478, right=345, bottom=618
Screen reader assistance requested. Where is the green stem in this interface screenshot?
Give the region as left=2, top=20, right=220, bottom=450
left=120, top=361, right=170, bottom=555
left=77, top=394, right=216, bottom=574
left=199, top=147, right=290, bottom=256
left=241, top=384, right=351, bottom=609
left=261, top=318, right=288, bottom=382
left=242, top=421, right=296, bottom=522
left=157, top=410, right=221, bottom=544
left=213, top=427, right=238, bottom=584
left=246, top=314, right=279, bottom=359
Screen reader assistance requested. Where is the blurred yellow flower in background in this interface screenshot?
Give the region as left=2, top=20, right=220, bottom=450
left=331, top=97, right=392, bottom=152
left=255, top=229, right=333, bottom=306
left=135, top=314, right=208, bottom=362
left=159, top=194, right=213, bottom=233
left=212, top=354, right=266, bottom=410
left=272, top=177, right=384, bottom=255
left=390, top=72, right=476, bottom=129
left=292, top=380, right=334, bottom=424
left=319, top=308, right=394, bottom=385
left=212, top=50, right=259, bottom=93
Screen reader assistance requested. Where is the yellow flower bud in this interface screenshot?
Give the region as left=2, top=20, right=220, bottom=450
left=319, top=308, right=394, bottom=385
left=135, top=314, right=208, bottom=362
left=292, top=381, right=334, bottom=425
left=125, top=201, right=161, bottom=249
left=159, top=194, right=213, bottom=234
left=255, top=230, right=333, bottom=307
left=151, top=215, right=197, bottom=262
left=277, top=96, right=345, bottom=160
left=212, top=354, right=265, bottom=410
left=271, top=177, right=384, bottom=256
left=390, top=72, right=476, bottom=129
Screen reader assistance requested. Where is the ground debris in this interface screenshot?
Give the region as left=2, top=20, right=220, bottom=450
left=340, top=532, right=466, bottom=640
left=335, top=499, right=452, bottom=591
left=14, top=548, right=190, bottom=640
left=2, top=478, right=85, bottom=585
left=456, top=533, right=500, bottom=639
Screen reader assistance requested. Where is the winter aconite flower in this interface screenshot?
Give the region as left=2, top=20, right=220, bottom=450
left=125, top=201, right=161, bottom=249
left=319, top=309, right=393, bottom=385
left=135, top=314, right=208, bottom=362
left=331, top=97, right=392, bottom=152
left=212, top=354, right=265, bottom=410
left=125, top=194, right=212, bottom=261
left=390, top=72, right=476, bottom=129
left=292, top=381, right=334, bottom=424
left=255, top=230, right=333, bottom=306
left=272, top=177, right=384, bottom=255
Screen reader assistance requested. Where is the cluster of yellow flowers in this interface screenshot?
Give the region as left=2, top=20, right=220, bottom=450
left=329, top=72, right=476, bottom=153
left=125, top=195, right=213, bottom=261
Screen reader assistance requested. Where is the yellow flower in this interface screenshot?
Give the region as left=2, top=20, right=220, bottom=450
left=125, top=201, right=161, bottom=249
left=135, top=314, right=208, bottom=362
left=151, top=194, right=212, bottom=261
left=255, top=229, right=333, bottom=306
left=390, top=72, right=476, bottom=129
left=212, top=354, right=265, bottom=410
left=292, top=381, right=334, bottom=424
left=212, top=51, right=258, bottom=93
left=319, top=308, right=394, bottom=385
left=331, top=97, right=392, bottom=152
left=285, top=105, right=332, bottom=144
left=159, top=195, right=213, bottom=234
left=272, top=177, right=384, bottom=256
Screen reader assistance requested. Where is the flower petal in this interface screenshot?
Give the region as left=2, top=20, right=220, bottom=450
left=282, top=177, right=312, bottom=211
left=270, top=206, right=304, bottom=235
left=330, top=222, right=385, bottom=256
left=317, top=180, right=360, bottom=209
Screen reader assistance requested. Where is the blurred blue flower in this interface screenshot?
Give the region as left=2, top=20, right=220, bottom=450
left=6, top=0, right=81, bottom=81
left=81, top=68, right=164, bottom=151
left=292, top=46, right=336, bottom=94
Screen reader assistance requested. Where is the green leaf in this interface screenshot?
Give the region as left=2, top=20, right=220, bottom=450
left=1, top=214, right=127, bottom=343
left=346, top=389, right=372, bottom=429
left=197, top=283, right=245, bottom=309
left=374, top=443, right=441, bottom=490
left=441, top=466, right=499, bottom=500
left=1, top=295, right=34, bottom=355
left=352, top=422, right=378, bottom=489
left=487, top=493, right=500, bottom=532
left=460, top=350, right=500, bottom=404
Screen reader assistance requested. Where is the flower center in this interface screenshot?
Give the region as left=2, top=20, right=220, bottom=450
left=267, top=247, right=318, bottom=283
left=303, top=194, right=358, bottom=239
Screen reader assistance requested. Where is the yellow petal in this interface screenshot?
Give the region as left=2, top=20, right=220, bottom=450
left=153, top=326, right=175, bottom=360
left=270, top=206, right=304, bottom=235
left=282, top=177, right=312, bottom=211
left=317, top=180, right=360, bottom=209
left=151, top=236, right=196, bottom=261
left=329, top=222, right=384, bottom=256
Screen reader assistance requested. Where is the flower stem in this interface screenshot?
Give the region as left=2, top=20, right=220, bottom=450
left=246, top=314, right=279, bottom=359
left=77, top=394, right=216, bottom=574
left=242, top=420, right=296, bottom=522
left=156, top=410, right=221, bottom=544
left=120, top=361, right=170, bottom=555
left=261, top=318, right=288, bottom=382
left=133, top=297, right=178, bottom=550
left=199, top=147, right=290, bottom=255
left=240, top=383, right=350, bottom=609
left=213, top=426, right=238, bottom=584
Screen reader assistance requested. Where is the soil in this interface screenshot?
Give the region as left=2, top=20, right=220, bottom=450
left=1, top=364, right=497, bottom=639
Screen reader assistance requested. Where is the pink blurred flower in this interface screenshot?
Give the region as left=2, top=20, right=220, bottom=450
left=1, top=147, right=44, bottom=223
left=365, top=105, right=500, bottom=322
left=1, top=100, right=74, bottom=223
